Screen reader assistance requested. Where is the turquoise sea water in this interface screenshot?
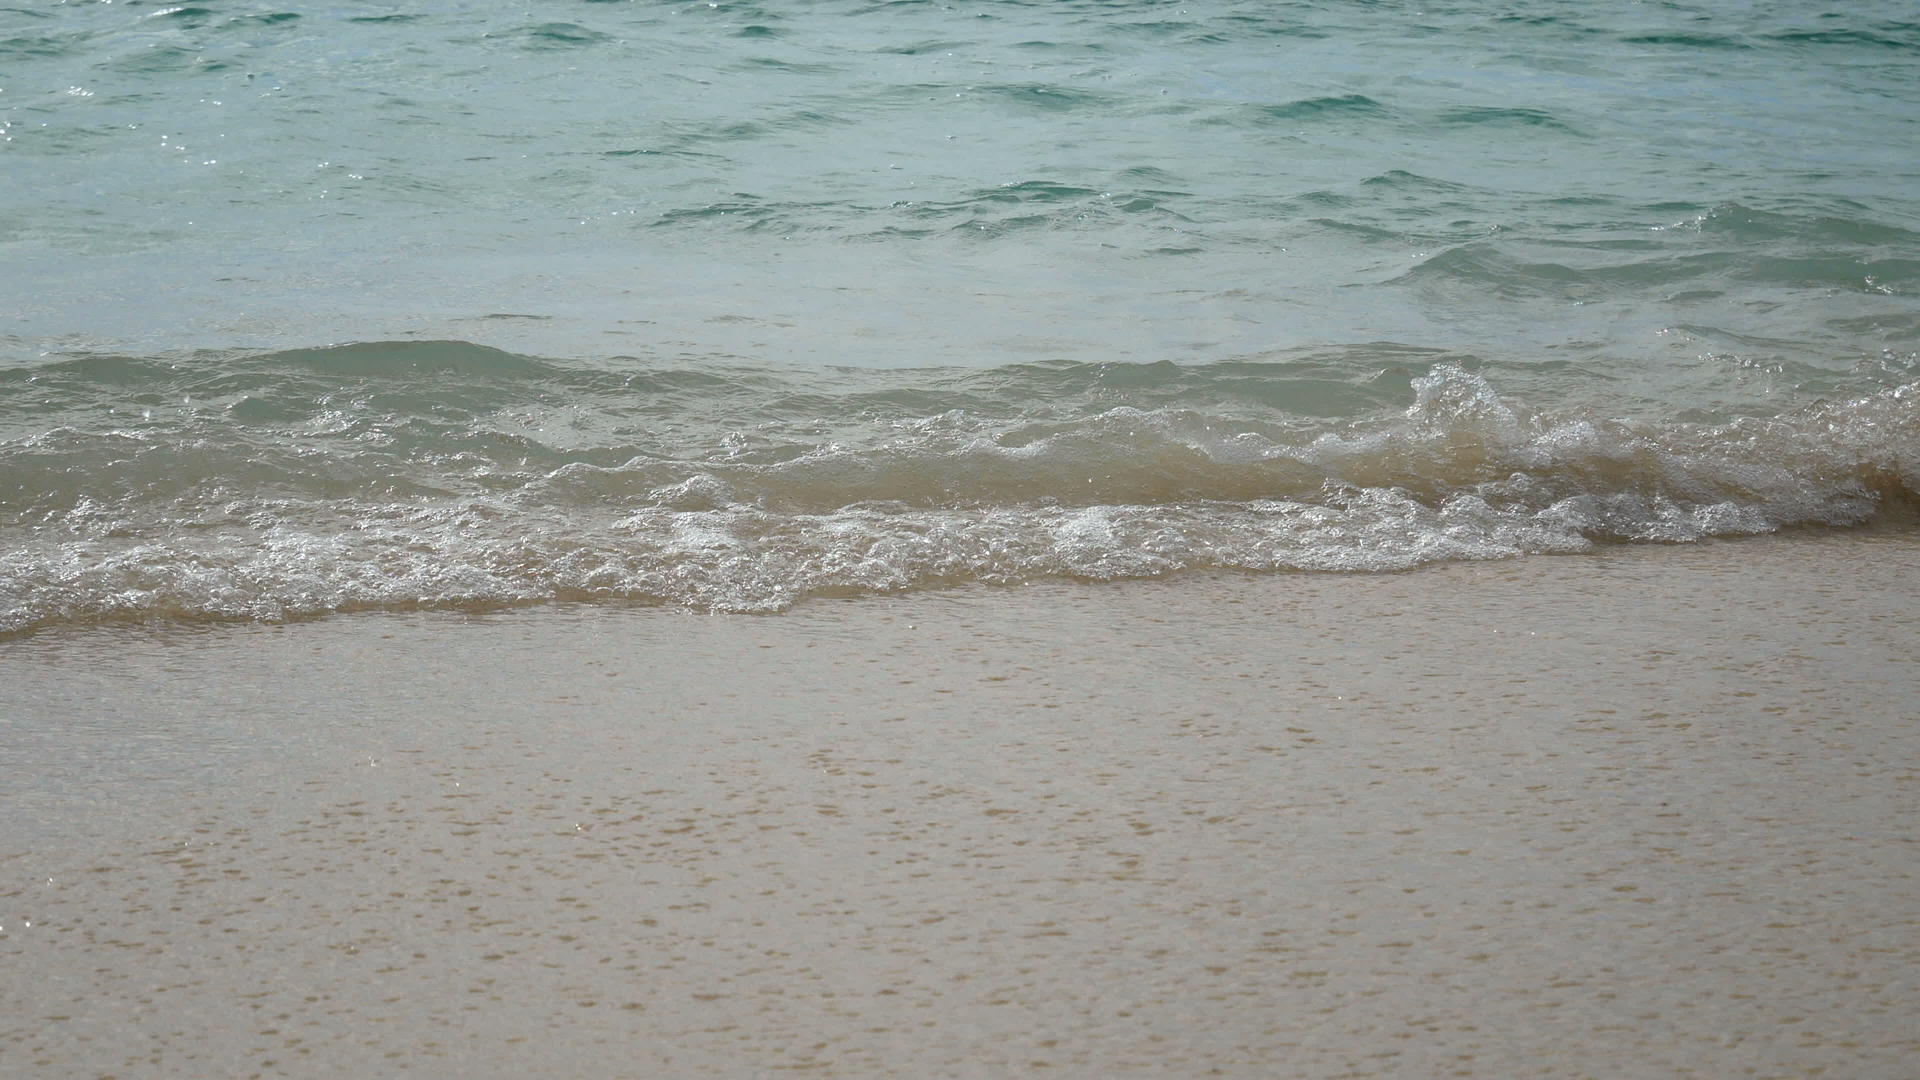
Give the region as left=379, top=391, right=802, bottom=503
left=3, top=0, right=1917, bottom=631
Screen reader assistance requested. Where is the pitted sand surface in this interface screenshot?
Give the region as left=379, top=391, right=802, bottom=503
left=4, top=532, right=1918, bottom=1078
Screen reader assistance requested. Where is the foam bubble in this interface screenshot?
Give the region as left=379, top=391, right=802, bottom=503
left=2, top=352, right=1914, bottom=632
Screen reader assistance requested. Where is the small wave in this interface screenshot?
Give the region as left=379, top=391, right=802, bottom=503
left=0, top=32, right=88, bottom=60
left=873, top=38, right=968, bottom=55
left=1386, top=198, right=1920, bottom=300
left=1254, top=94, right=1390, bottom=122
left=1492, top=14, right=1595, bottom=31
left=1358, top=169, right=1476, bottom=194
left=489, top=22, right=613, bottom=50
left=1764, top=28, right=1920, bottom=51
left=268, top=340, right=560, bottom=378
left=147, top=6, right=215, bottom=24
left=973, top=83, right=1114, bottom=112
left=224, top=12, right=300, bottom=30
left=2, top=356, right=1914, bottom=634
left=1685, top=202, right=1920, bottom=247
left=105, top=44, right=208, bottom=74
left=1391, top=245, right=1596, bottom=299
left=1435, top=106, right=1580, bottom=134
left=1737, top=254, right=1920, bottom=293
left=1618, top=32, right=1751, bottom=49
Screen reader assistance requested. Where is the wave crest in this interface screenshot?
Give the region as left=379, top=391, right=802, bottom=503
left=2, top=356, right=1914, bottom=633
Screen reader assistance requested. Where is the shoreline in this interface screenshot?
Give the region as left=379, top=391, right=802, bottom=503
left=5, top=530, right=1918, bottom=1077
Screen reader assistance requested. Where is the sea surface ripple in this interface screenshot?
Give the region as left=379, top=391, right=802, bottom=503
left=2, top=0, right=1917, bottom=630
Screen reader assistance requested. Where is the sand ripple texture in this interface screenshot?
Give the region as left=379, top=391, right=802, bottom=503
left=4, top=532, right=1918, bottom=1078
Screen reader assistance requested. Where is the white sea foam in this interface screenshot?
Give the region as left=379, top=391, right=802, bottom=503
left=1, top=348, right=1911, bottom=632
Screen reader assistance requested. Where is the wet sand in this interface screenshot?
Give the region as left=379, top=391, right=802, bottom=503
left=4, top=531, right=1918, bottom=1078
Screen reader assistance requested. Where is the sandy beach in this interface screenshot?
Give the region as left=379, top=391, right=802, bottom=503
left=4, top=529, right=1917, bottom=1079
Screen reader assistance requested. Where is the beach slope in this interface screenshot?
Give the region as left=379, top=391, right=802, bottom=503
left=4, top=531, right=1918, bottom=1078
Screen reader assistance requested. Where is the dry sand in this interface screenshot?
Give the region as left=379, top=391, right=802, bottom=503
left=3, top=530, right=1918, bottom=1078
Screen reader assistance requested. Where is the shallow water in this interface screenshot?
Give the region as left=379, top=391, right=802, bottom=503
left=4, top=0, right=1917, bottom=630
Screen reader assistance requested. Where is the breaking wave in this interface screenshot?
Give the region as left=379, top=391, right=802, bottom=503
left=1, top=344, right=1914, bottom=633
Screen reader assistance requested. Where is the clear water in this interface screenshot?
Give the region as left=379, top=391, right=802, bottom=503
left=3, top=0, right=1918, bottom=631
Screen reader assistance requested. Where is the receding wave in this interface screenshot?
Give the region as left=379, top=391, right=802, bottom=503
left=2, top=346, right=1915, bottom=633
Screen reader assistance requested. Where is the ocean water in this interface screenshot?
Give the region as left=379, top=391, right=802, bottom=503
left=2, top=0, right=1917, bottom=633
